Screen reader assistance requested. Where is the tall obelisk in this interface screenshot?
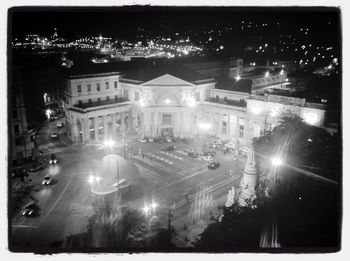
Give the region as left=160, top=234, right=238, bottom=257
left=238, top=143, right=260, bottom=207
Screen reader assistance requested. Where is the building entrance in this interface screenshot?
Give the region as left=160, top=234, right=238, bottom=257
left=161, top=127, right=174, bottom=137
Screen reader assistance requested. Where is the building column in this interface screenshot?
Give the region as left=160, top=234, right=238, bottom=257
left=103, top=115, right=108, bottom=141
left=141, top=113, right=144, bottom=136
left=245, top=118, right=250, bottom=145
left=227, top=114, right=231, bottom=139
left=94, top=117, right=98, bottom=143
left=82, top=118, right=88, bottom=144
left=128, top=109, right=133, bottom=133
left=111, top=113, right=116, bottom=138
left=236, top=117, right=240, bottom=144
left=121, top=112, right=125, bottom=137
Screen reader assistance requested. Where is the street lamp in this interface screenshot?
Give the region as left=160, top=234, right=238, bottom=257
left=88, top=174, right=101, bottom=194
left=271, top=156, right=283, bottom=181
left=46, top=109, right=52, bottom=120
left=271, top=157, right=282, bottom=166
left=142, top=206, right=150, bottom=217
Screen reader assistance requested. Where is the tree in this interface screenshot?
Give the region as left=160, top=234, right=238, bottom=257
left=195, top=116, right=340, bottom=250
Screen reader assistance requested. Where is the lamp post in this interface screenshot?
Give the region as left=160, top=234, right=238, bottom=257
left=271, top=156, right=283, bottom=181
left=88, top=174, right=101, bottom=196
left=142, top=201, right=174, bottom=244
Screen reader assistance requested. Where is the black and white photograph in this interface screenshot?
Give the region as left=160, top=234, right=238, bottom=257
left=4, top=2, right=344, bottom=256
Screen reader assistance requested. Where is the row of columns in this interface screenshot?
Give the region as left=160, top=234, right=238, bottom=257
left=73, top=110, right=133, bottom=144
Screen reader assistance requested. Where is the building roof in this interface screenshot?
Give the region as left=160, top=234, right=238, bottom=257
left=120, top=64, right=215, bottom=85
left=215, top=77, right=252, bottom=93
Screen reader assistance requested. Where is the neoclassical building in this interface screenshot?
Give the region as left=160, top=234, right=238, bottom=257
left=62, top=63, right=326, bottom=146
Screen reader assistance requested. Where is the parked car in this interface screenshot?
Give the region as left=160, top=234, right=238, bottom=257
left=162, top=145, right=176, bottom=151
left=202, top=155, right=214, bottom=162
left=49, top=154, right=58, bottom=164
left=181, top=137, right=193, bottom=144
left=137, top=138, right=147, bottom=143
left=203, top=151, right=216, bottom=157
left=50, top=133, right=59, bottom=139
left=184, top=148, right=195, bottom=154
left=208, top=161, right=220, bottom=170
left=21, top=201, right=39, bottom=217
left=225, top=143, right=236, bottom=150
left=187, top=151, right=199, bottom=159
left=42, top=175, right=52, bottom=185
left=238, top=146, right=250, bottom=156
left=165, top=137, right=172, bottom=143
left=56, top=122, right=64, bottom=128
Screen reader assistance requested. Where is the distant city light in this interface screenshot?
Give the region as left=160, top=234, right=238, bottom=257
left=235, top=75, right=241, bottom=81
left=265, top=71, right=270, bottom=77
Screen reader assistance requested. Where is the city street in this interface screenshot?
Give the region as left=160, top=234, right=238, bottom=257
left=11, top=118, right=246, bottom=248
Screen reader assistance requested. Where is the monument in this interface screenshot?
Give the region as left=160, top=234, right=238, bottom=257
left=238, top=143, right=260, bottom=207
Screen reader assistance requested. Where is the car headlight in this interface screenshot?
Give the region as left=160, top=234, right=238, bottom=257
left=54, top=159, right=57, bottom=163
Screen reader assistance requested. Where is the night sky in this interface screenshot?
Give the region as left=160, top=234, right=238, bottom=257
left=9, top=6, right=340, bottom=41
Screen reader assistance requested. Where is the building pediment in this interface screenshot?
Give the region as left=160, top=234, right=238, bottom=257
left=141, top=74, right=195, bottom=87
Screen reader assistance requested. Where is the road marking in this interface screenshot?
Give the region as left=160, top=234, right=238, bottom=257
left=207, top=177, right=215, bottom=182
left=71, top=172, right=89, bottom=175
left=185, top=186, right=192, bottom=191
left=42, top=175, right=73, bottom=222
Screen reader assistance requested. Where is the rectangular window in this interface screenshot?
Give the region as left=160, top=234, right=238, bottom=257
left=222, top=121, right=227, bottom=135
left=96, top=83, right=100, bottom=91
left=134, top=91, right=139, bottom=101
left=14, top=124, right=20, bottom=134
left=106, top=96, right=110, bottom=101
left=114, top=81, right=118, bottom=89
left=98, top=98, right=101, bottom=103
left=78, top=100, right=82, bottom=105
left=162, top=113, right=172, bottom=125
left=123, top=90, right=129, bottom=99
left=87, top=84, right=91, bottom=92
left=12, top=110, right=18, bottom=119
left=239, top=125, right=244, bottom=138
left=88, top=99, right=92, bottom=104
left=105, top=82, right=109, bottom=89
left=115, top=95, right=118, bottom=101
left=77, top=85, right=81, bottom=93
left=15, top=138, right=21, bottom=146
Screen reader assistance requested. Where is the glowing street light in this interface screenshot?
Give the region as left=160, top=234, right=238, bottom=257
left=103, top=139, right=115, bottom=148
left=198, top=122, right=211, bottom=132
left=143, top=206, right=150, bottom=216
left=88, top=175, right=95, bottom=184
left=235, top=75, right=241, bottom=81
left=279, top=69, right=284, bottom=75
left=151, top=202, right=158, bottom=210
left=265, top=71, right=270, bottom=78
left=271, top=157, right=283, bottom=166
left=45, top=109, right=52, bottom=119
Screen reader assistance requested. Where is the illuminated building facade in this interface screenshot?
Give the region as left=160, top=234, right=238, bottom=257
left=63, top=65, right=326, bottom=146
